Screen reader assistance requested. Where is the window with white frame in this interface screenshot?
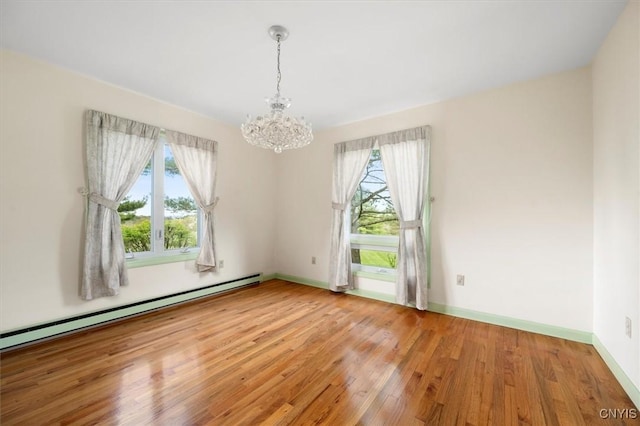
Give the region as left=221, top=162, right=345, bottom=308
left=120, top=137, right=200, bottom=257
left=350, top=148, right=399, bottom=274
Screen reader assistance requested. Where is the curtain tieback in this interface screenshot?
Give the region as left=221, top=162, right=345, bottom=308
left=332, top=202, right=348, bottom=211
left=89, top=193, right=120, bottom=211
left=202, top=197, right=220, bottom=214
left=400, top=219, right=422, bottom=230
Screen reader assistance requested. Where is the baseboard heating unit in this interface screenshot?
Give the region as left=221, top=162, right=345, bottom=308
left=0, top=274, right=261, bottom=351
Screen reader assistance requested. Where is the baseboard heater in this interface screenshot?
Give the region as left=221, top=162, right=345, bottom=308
left=0, top=273, right=262, bottom=352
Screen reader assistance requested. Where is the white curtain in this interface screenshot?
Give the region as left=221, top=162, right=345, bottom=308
left=166, top=130, right=219, bottom=272
left=328, top=138, right=376, bottom=291
left=379, top=126, right=431, bottom=310
left=82, top=110, right=159, bottom=300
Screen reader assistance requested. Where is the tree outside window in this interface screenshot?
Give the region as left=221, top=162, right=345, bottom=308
left=120, top=142, right=199, bottom=255
left=350, top=149, right=398, bottom=270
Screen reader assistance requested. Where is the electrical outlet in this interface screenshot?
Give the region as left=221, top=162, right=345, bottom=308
left=311, top=256, right=317, bottom=265
left=625, top=317, right=632, bottom=338
left=456, top=274, right=465, bottom=286
left=218, top=259, right=224, bottom=269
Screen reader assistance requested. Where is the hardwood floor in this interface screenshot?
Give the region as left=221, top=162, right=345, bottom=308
left=1, top=279, right=636, bottom=425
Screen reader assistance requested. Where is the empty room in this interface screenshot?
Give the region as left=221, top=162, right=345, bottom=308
left=0, top=1, right=638, bottom=424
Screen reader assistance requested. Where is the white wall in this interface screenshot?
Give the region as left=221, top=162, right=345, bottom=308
left=275, top=67, right=594, bottom=332
left=592, top=0, right=640, bottom=390
left=0, top=50, right=277, bottom=331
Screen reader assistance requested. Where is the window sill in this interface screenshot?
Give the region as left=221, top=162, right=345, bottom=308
left=126, top=251, right=199, bottom=269
left=353, top=270, right=397, bottom=283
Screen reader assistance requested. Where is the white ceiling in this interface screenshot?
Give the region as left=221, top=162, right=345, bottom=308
left=1, top=1, right=627, bottom=130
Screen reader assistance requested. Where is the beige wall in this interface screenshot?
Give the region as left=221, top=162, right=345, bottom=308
left=0, top=49, right=597, bottom=336
left=592, top=0, right=640, bottom=390
left=0, top=50, right=278, bottom=331
left=275, top=66, right=594, bottom=332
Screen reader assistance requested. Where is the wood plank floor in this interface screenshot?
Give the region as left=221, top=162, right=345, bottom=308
left=1, top=279, right=636, bottom=425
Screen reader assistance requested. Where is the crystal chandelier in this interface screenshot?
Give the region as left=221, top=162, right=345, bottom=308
left=241, top=25, right=313, bottom=154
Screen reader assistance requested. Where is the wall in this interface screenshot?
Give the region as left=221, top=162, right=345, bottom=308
left=0, top=49, right=596, bottom=338
left=592, top=0, right=640, bottom=391
left=0, top=50, right=277, bottom=331
left=275, top=66, right=594, bottom=333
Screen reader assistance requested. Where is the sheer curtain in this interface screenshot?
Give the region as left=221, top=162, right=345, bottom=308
left=82, top=110, right=159, bottom=300
left=328, top=138, right=375, bottom=291
left=166, top=130, right=219, bottom=272
left=379, top=126, right=431, bottom=309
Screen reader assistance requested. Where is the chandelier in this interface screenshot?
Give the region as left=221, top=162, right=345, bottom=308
left=241, top=25, right=313, bottom=153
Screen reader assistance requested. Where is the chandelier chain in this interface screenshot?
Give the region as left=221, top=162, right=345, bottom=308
left=276, top=36, right=282, bottom=96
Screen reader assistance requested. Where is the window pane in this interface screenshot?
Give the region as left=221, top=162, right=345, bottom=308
left=351, top=249, right=397, bottom=269
left=121, top=159, right=152, bottom=253
left=164, top=144, right=198, bottom=250
left=351, top=149, right=399, bottom=236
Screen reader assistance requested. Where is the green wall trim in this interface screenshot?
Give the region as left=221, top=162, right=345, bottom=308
left=427, top=302, right=593, bottom=344
left=126, top=251, right=199, bottom=268
left=273, top=273, right=397, bottom=304
left=274, top=274, right=328, bottom=289
left=0, top=276, right=258, bottom=351
left=260, top=273, right=277, bottom=282
left=272, top=274, right=592, bottom=344
left=592, top=334, right=640, bottom=409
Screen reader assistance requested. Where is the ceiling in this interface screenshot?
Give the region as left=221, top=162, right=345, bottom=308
left=1, top=1, right=627, bottom=130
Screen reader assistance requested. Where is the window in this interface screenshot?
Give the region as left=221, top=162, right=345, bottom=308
left=120, top=137, right=200, bottom=258
left=350, top=148, right=399, bottom=274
